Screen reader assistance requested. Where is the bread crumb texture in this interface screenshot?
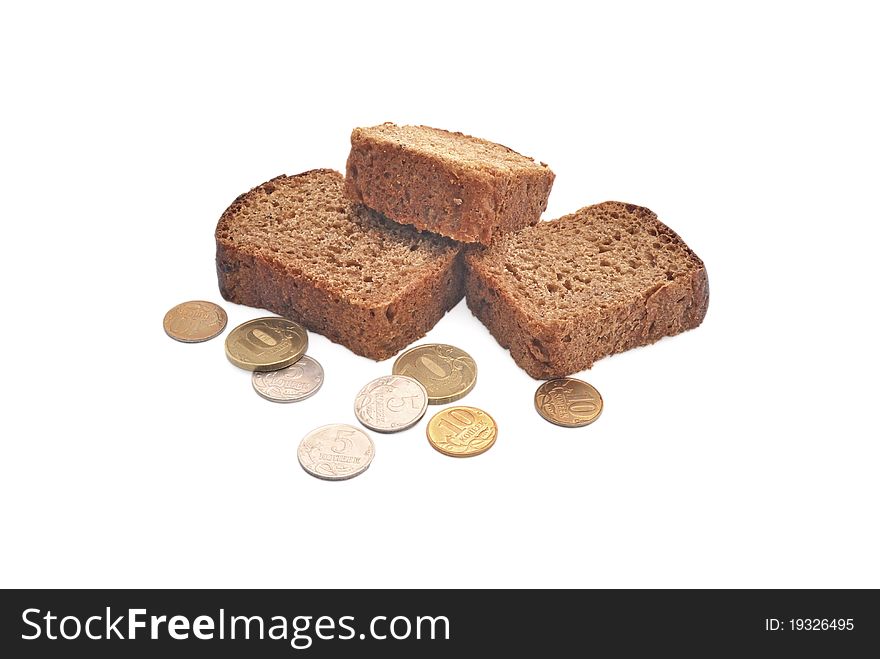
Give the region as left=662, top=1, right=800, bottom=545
left=355, top=123, right=548, bottom=172
left=216, top=169, right=464, bottom=360
left=465, top=202, right=709, bottom=378
left=346, top=123, right=554, bottom=245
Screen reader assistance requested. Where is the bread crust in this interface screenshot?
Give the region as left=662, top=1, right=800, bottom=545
left=464, top=202, right=709, bottom=378
left=215, top=170, right=464, bottom=361
left=345, top=124, right=554, bottom=245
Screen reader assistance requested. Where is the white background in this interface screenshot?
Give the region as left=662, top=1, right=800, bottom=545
left=1, top=1, right=878, bottom=588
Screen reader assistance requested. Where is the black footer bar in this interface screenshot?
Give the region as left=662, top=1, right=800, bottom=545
left=1, top=589, right=876, bottom=656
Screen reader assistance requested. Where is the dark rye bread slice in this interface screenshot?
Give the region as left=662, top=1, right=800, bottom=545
left=464, top=202, right=709, bottom=378
left=345, top=123, right=555, bottom=245
left=215, top=169, right=464, bottom=361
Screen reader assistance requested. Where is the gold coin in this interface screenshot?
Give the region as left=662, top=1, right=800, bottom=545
left=163, top=301, right=227, bottom=343
left=392, top=344, right=477, bottom=404
left=224, top=317, right=308, bottom=371
left=534, top=378, right=603, bottom=427
left=426, top=406, right=497, bottom=457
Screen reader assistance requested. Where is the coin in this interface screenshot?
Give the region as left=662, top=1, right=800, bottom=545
left=297, top=424, right=375, bottom=481
left=534, top=378, right=603, bottom=427
left=224, top=317, right=308, bottom=371
left=426, top=406, right=497, bottom=457
left=252, top=355, right=323, bottom=403
left=163, top=301, right=227, bottom=343
left=392, top=344, right=477, bottom=404
left=354, top=375, right=428, bottom=433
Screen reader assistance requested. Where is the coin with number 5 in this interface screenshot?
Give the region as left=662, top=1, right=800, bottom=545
left=252, top=355, right=324, bottom=402
left=297, top=424, right=375, bottom=481
left=354, top=375, right=428, bottom=433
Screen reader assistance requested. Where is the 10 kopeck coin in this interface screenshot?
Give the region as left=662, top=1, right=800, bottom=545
left=426, top=406, right=497, bottom=457
left=534, top=378, right=603, bottom=427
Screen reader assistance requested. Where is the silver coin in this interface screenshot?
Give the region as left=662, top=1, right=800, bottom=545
left=354, top=375, right=429, bottom=433
left=297, top=424, right=375, bottom=481
left=251, top=355, right=324, bottom=403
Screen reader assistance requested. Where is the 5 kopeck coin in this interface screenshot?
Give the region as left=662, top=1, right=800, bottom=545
left=297, top=424, right=375, bottom=481
left=252, top=355, right=324, bottom=402
left=354, top=375, right=428, bottom=433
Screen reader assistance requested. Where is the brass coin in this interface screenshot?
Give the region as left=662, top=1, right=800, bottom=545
left=252, top=355, right=324, bottom=403
left=426, top=406, right=497, bottom=457
left=224, top=317, right=308, bottom=371
left=534, top=378, right=603, bottom=427
left=392, top=344, right=477, bottom=404
left=297, top=424, right=375, bottom=481
left=163, top=301, right=227, bottom=343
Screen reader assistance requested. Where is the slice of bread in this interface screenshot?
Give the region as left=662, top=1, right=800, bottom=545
left=216, top=169, right=464, bottom=361
left=464, top=202, right=709, bottom=378
left=345, top=123, right=555, bottom=245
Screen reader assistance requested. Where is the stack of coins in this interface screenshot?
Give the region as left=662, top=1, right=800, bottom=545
left=165, top=301, right=604, bottom=483
left=225, top=317, right=324, bottom=402
left=163, top=303, right=324, bottom=403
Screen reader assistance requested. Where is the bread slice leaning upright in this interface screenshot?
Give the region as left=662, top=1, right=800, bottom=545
left=216, top=169, right=464, bottom=361
left=464, top=202, right=709, bottom=378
